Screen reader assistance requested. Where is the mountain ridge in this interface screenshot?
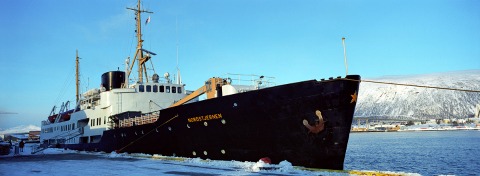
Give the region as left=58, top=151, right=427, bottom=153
left=354, top=70, right=480, bottom=120
left=0, top=125, right=40, bottom=135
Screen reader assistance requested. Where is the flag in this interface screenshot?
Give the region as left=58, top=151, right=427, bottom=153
left=145, top=16, right=151, bottom=25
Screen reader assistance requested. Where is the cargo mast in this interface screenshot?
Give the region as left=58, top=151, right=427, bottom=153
left=126, top=0, right=154, bottom=83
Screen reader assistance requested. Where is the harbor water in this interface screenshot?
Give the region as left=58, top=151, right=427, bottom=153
left=344, top=130, right=480, bottom=175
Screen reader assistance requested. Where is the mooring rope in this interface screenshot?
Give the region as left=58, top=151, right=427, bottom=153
left=116, top=114, right=179, bottom=153
left=344, top=78, right=480, bottom=93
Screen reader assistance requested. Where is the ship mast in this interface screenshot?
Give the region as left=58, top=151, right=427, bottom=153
left=127, top=0, right=154, bottom=83
left=76, top=50, right=80, bottom=103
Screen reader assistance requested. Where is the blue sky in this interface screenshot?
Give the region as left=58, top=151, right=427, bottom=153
left=0, top=0, right=479, bottom=129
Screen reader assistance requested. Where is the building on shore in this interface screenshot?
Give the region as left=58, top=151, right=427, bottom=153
left=2, top=131, right=40, bottom=142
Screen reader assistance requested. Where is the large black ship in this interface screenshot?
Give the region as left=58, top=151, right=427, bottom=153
left=40, top=0, right=360, bottom=170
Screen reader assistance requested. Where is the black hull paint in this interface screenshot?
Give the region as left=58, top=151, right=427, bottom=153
left=65, top=75, right=360, bottom=170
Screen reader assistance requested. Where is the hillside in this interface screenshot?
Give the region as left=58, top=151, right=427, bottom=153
left=0, top=125, right=40, bottom=135
left=354, top=70, right=480, bottom=120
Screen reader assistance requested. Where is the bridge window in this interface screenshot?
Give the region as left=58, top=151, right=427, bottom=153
left=139, top=85, right=145, bottom=92
left=153, top=85, right=158, bottom=92
left=72, top=123, right=75, bottom=129
left=172, top=86, right=176, bottom=93
left=177, top=87, right=182, bottom=94
left=146, top=85, right=151, bottom=92
left=166, top=86, right=170, bottom=93
left=160, top=85, right=164, bottom=92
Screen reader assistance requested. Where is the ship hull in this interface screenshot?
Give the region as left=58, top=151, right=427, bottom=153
left=63, top=75, right=360, bottom=170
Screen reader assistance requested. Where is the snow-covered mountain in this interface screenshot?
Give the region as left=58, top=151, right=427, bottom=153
left=0, top=125, right=40, bottom=135
left=354, top=70, right=480, bottom=120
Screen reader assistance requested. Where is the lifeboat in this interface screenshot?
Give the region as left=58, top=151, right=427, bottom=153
left=48, top=114, right=57, bottom=123
left=59, top=109, right=74, bottom=122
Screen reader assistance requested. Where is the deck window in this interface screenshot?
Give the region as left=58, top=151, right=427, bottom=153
left=160, top=85, right=164, bottom=92
left=172, top=87, right=176, bottom=93
left=139, top=85, right=145, bottom=92
left=153, top=85, right=158, bottom=92
left=146, top=85, right=151, bottom=92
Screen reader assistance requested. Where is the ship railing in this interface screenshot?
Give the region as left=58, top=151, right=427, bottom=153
left=48, top=127, right=83, bottom=142
left=118, top=112, right=159, bottom=128
left=224, top=73, right=276, bottom=88
left=31, top=144, right=51, bottom=154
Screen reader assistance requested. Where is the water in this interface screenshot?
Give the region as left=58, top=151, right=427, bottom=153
left=344, top=130, right=480, bottom=175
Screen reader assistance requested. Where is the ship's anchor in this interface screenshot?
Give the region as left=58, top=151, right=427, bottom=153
left=303, top=110, right=325, bottom=134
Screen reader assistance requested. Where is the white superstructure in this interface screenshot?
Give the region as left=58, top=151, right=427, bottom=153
left=40, top=74, right=190, bottom=145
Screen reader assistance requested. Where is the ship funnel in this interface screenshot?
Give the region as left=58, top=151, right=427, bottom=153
left=101, top=71, right=125, bottom=91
